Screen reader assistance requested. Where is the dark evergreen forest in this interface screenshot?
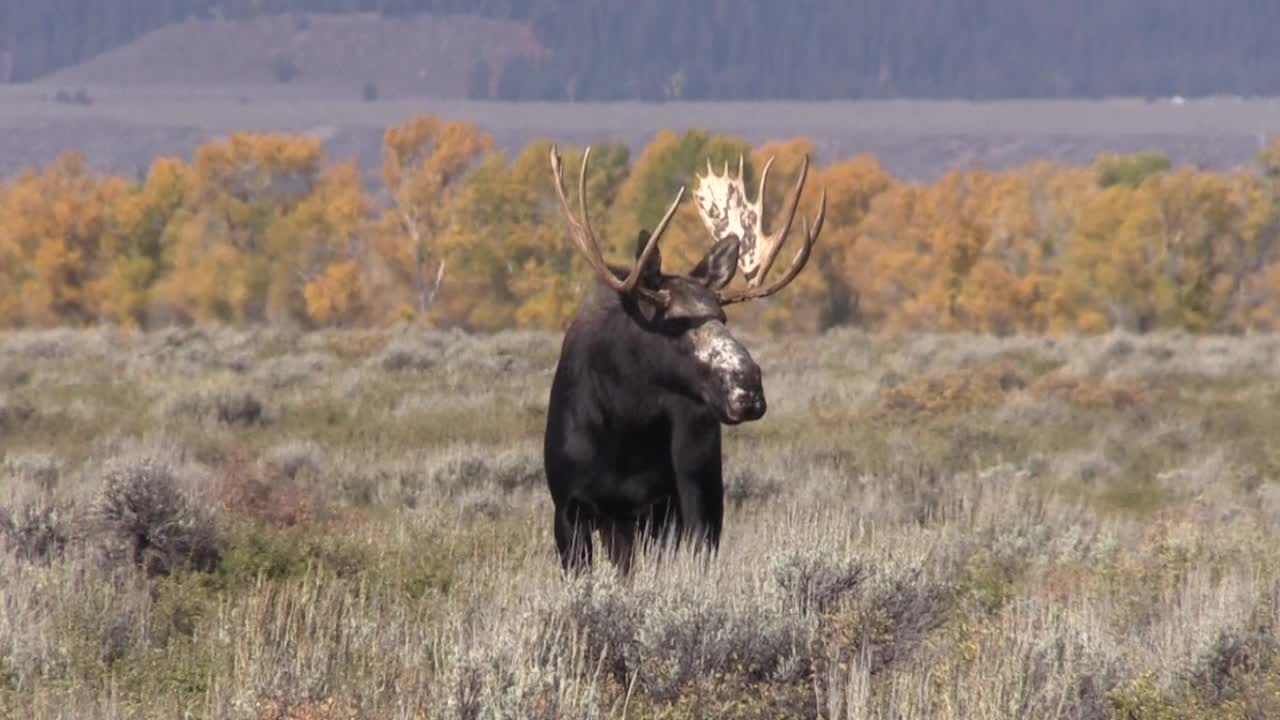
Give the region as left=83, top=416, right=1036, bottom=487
left=3, top=0, right=1279, bottom=100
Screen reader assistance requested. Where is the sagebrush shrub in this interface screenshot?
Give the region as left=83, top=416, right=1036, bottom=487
left=1184, top=625, right=1280, bottom=705
left=0, top=393, right=35, bottom=430
left=724, top=467, right=783, bottom=508
left=428, top=445, right=544, bottom=496
left=95, top=455, right=222, bottom=576
left=2, top=451, right=62, bottom=492
left=265, top=440, right=324, bottom=481
left=162, top=384, right=265, bottom=426
left=770, top=549, right=866, bottom=617
left=216, top=392, right=264, bottom=425
left=817, top=565, right=952, bottom=678
left=0, top=499, right=69, bottom=564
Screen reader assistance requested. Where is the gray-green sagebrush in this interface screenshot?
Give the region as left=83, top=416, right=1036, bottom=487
left=1, top=326, right=1280, bottom=718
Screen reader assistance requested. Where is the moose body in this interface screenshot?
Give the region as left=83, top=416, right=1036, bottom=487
left=544, top=243, right=760, bottom=572
left=543, top=146, right=826, bottom=574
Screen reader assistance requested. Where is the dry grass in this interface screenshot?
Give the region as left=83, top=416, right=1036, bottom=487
left=2, top=326, right=1279, bottom=719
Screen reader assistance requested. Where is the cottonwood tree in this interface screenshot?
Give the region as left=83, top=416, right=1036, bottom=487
left=0, top=152, right=126, bottom=326
left=426, top=140, right=629, bottom=331
left=380, top=115, right=492, bottom=321
left=97, top=157, right=191, bottom=327
left=155, top=132, right=325, bottom=324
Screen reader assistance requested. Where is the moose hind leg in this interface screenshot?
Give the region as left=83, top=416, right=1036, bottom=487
left=554, top=501, right=593, bottom=574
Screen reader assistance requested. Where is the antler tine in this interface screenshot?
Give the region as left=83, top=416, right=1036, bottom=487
left=693, top=150, right=826, bottom=302
left=573, top=147, right=614, bottom=284
left=550, top=145, right=620, bottom=291
left=757, top=154, right=776, bottom=196
left=550, top=144, right=683, bottom=303
left=748, top=153, right=807, bottom=288
left=719, top=185, right=826, bottom=305
left=632, top=185, right=686, bottom=293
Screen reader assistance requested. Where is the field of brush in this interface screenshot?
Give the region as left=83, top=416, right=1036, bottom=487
left=2, top=326, right=1279, bottom=719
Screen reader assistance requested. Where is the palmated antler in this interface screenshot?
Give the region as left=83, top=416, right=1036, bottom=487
left=693, top=154, right=827, bottom=305
left=550, top=145, right=684, bottom=305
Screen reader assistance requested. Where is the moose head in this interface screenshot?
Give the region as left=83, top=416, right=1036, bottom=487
left=548, top=146, right=826, bottom=425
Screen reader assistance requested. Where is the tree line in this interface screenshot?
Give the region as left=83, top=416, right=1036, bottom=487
left=4, top=116, right=1280, bottom=335
left=5, top=1, right=1280, bottom=99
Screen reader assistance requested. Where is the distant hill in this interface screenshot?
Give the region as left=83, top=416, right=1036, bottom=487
left=39, top=14, right=546, bottom=99
left=5, top=1, right=1280, bottom=100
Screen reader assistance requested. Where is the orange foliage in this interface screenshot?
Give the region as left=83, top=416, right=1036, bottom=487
left=3, top=132, right=1280, bottom=336
left=379, top=115, right=494, bottom=322
left=304, top=260, right=364, bottom=325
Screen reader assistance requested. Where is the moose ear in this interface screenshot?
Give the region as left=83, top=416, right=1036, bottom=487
left=634, top=229, right=662, bottom=286
left=689, top=236, right=740, bottom=291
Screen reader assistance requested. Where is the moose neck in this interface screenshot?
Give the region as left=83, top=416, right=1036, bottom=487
left=573, top=283, right=711, bottom=425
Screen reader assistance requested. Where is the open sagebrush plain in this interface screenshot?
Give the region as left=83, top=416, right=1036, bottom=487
left=1, top=326, right=1280, bottom=719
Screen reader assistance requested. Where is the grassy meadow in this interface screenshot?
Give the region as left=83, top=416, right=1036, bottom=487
left=1, top=326, right=1280, bottom=718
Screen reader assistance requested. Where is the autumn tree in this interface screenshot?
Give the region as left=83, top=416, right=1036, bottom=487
left=847, top=170, right=990, bottom=332
left=948, top=163, right=1093, bottom=334
left=287, top=162, right=373, bottom=326
left=155, top=132, right=326, bottom=325
left=739, top=141, right=895, bottom=334
left=379, top=115, right=493, bottom=321
left=1236, top=141, right=1280, bottom=329
left=1054, top=181, right=1163, bottom=333
left=6, top=121, right=1280, bottom=337
left=508, top=141, right=629, bottom=329
left=425, top=152, right=523, bottom=331
left=430, top=140, right=630, bottom=331
left=1095, top=151, right=1171, bottom=189
left=95, top=157, right=191, bottom=327
left=0, top=152, right=127, bottom=326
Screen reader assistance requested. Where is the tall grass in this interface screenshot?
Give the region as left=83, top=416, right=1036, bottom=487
left=2, top=326, right=1279, bottom=718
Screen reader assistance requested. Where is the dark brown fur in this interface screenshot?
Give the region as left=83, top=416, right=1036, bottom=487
left=542, top=233, right=761, bottom=574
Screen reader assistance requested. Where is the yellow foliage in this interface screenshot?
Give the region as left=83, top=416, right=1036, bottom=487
left=607, top=129, right=754, bottom=278
left=2, top=127, right=1280, bottom=336
left=304, top=260, right=364, bottom=326
left=154, top=214, right=255, bottom=324
left=193, top=132, right=323, bottom=208
left=380, top=115, right=494, bottom=321
left=0, top=152, right=128, bottom=325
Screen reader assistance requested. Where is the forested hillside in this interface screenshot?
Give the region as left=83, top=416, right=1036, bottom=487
left=3, top=0, right=1280, bottom=99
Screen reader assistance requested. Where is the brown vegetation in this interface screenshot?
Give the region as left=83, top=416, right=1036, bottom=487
left=2, top=327, right=1279, bottom=717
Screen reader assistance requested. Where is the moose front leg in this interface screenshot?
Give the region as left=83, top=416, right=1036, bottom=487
left=598, top=518, right=638, bottom=575
left=670, top=420, right=724, bottom=558
left=553, top=499, right=594, bottom=574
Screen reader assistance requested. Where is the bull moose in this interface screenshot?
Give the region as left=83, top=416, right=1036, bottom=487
left=543, top=146, right=826, bottom=574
